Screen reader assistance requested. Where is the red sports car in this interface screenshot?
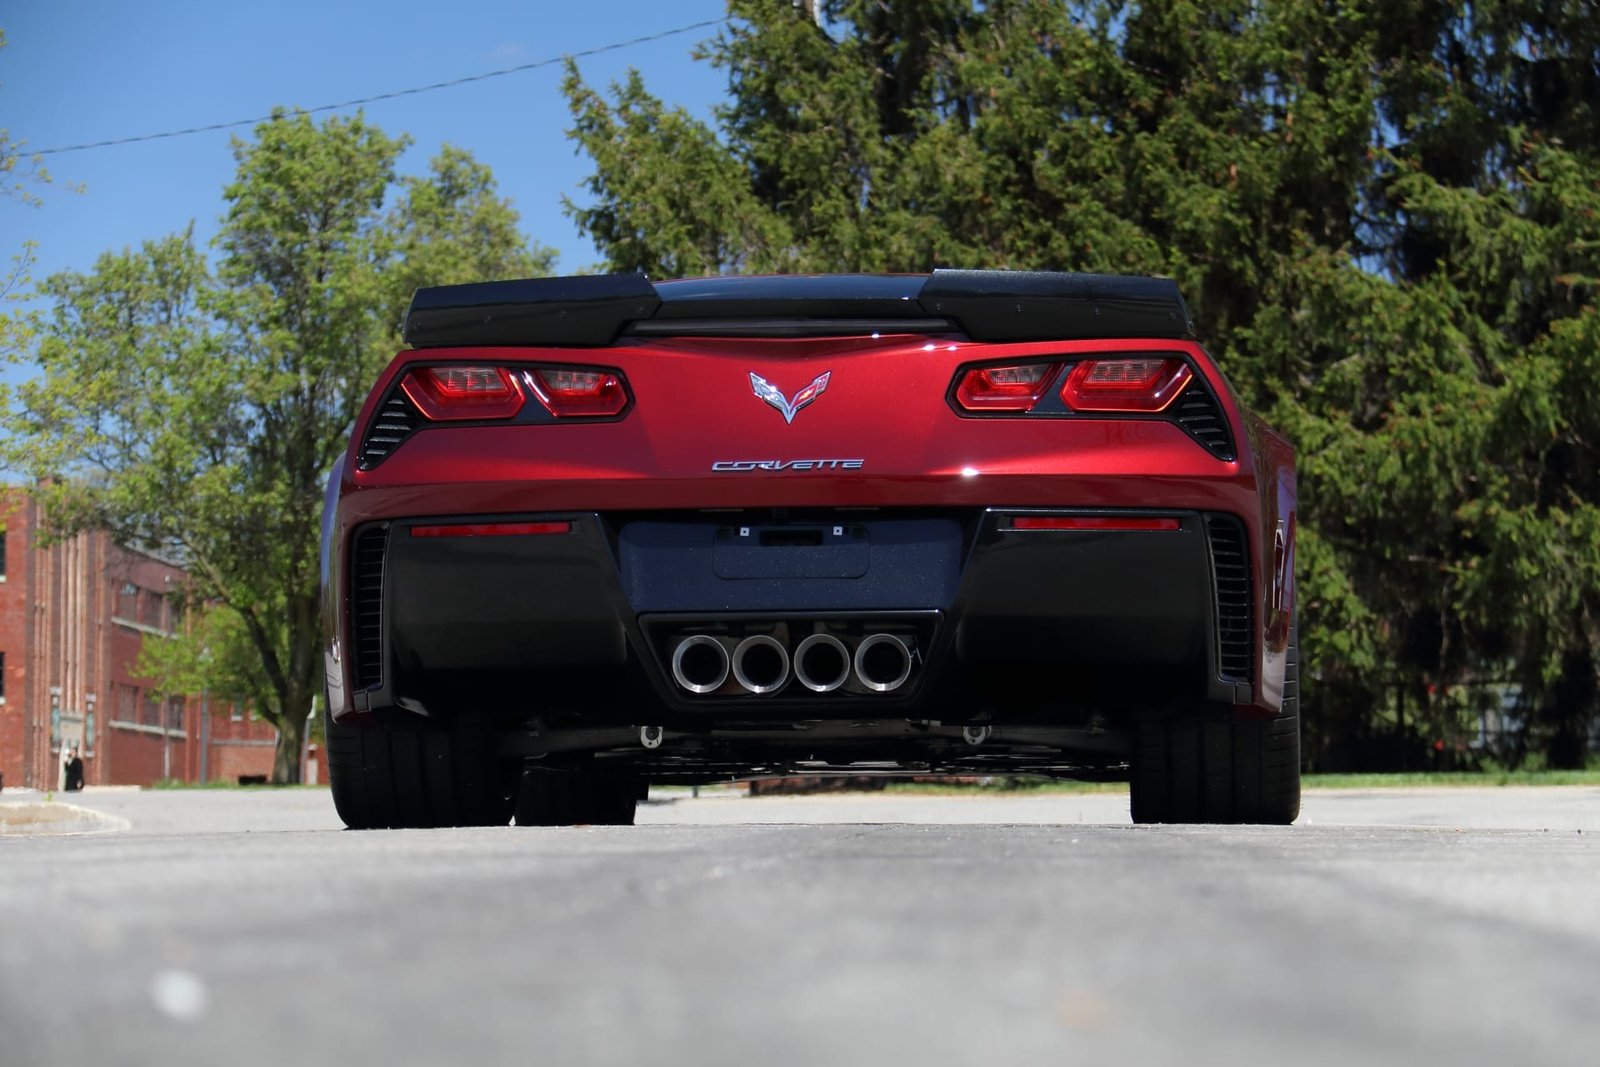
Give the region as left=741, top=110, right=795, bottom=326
left=321, top=271, right=1299, bottom=828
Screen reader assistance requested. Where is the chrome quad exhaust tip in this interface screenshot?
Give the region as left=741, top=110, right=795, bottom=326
left=732, top=635, right=791, bottom=694
left=853, top=633, right=914, bottom=693
left=671, top=635, right=730, bottom=694
left=793, top=633, right=851, bottom=693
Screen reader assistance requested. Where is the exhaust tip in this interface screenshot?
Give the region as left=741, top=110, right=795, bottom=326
left=853, top=633, right=913, bottom=693
left=794, top=633, right=851, bottom=693
left=732, top=635, right=790, bottom=694
left=671, top=635, right=730, bottom=694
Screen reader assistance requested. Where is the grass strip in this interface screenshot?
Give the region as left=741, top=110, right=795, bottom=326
left=1302, top=770, right=1600, bottom=789
left=884, top=769, right=1600, bottom=795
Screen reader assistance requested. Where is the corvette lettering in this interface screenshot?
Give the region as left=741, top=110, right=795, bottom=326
left=711, top=459, right=865, bottom=472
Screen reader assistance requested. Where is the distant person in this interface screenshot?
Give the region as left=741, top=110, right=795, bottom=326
left=62, top=746, right=85, bottom=792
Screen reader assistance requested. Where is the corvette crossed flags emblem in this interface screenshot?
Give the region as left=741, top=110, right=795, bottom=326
left=749, top=371, right=831, bottom=424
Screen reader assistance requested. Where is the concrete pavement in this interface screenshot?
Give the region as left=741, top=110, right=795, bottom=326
left=2, top=787, right=1596, bottom=1066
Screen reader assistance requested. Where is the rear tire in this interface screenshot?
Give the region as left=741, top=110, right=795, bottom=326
left=515, top=767, right=640, bottom=827
left=1130, top=623, right=1301, bottom=825
left=326, top=709, right=518, bottom=830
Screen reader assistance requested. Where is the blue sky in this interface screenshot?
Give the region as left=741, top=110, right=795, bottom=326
left=2, top=0, right=733, bottom=284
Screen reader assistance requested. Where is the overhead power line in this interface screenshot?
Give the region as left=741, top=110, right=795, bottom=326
left=33, top=17, right=728, bottom=157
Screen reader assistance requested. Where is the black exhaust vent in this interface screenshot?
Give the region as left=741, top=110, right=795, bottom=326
left=1172, top=383, right=1235, bottom=461
left=1205, top=515, right=1253, bottom=683
left=351, top=525, right=389, bottom=689
left=357, top=389, right=421, bottom=471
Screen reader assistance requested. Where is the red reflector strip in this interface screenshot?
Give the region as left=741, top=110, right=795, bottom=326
left=1010, top=516, right=1181, bottom=532
left=411, top=521, right=572, bottom=538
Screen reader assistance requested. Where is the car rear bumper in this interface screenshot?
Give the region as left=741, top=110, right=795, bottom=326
left=326, top=506, right=1263, bottom=726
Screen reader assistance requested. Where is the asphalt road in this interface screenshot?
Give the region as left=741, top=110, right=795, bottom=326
left=2, top=787, right=1597, bottom=1067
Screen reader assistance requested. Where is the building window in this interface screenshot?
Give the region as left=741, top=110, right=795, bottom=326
left=230, top=702, right=243, bottom=723
left=113, top=684, right=138, bottom=724
left=116, top=582, right=138, bottom=620
left=142, top=691, right=161, bottom=728
left=166, top=697, right=184, bottom=731
left=142, top=592, right=164, bottom=630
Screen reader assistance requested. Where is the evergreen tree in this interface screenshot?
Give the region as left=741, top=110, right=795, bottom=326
left=564, top=0, right=1600, bottom=766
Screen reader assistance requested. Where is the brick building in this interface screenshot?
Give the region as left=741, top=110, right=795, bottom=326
left=0, top=490, right=280, bottom=790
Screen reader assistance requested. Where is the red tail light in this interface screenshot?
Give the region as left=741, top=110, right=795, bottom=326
left=529, top=368, right=629, bottom=418
left=1060, top=358, right=1192, bottom=412
left=402, top=366, right=525, bottom=421
left=1011, top=516, right=1181, bottom=532
left=411, top=521, right=572, bottom=538
left=954, top=363, right=1057, bottom=412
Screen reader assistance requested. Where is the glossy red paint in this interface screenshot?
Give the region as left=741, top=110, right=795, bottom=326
left=349, top=338, right=1252, bottom=498
left=329, top=332, right=1295, bottom=716
left=1243, top=409, right=1299, bottom=718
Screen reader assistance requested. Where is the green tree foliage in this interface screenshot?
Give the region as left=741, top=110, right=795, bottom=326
left=565, top=0, right=1600, bottom=767
left=1, top=111, right=552, bottom=781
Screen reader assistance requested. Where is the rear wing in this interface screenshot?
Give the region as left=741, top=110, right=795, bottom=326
left=402, top=269, right=1195, bottom=348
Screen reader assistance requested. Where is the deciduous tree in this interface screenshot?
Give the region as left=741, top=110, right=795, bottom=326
left=1, top=111, right=552, bottom=781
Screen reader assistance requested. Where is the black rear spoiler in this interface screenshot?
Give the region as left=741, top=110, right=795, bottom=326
left=402, top=270, right=1195, bottom=347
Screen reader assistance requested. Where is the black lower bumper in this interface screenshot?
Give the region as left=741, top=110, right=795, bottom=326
left=343, top=507, right=1251, bottom=724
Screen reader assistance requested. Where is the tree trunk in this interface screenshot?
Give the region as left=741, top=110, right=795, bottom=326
left=272, top=713, right=306, bottom=784
left=1543, top=649, right=1595, bottom=771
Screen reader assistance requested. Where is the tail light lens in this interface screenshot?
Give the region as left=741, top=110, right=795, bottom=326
left=1011, top=515, right=1181, bottom=532
left=954, top=363, right=1057, bottom=412
left=1060, top=358, right=1192, bottom=412
left=411, top=521, right=572, bottom=538
left=402, top=366, right=525, bottom=421
left=397, top=364, right=631, bottom=422
left=529, top=368, right=629, bottom=418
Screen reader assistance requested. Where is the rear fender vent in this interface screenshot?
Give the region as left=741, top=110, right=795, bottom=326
left=357, top=389, right=421, bottom=471
left=1205, top=514, right=1253, bottom=684
left=1172, top=382, right=1235, bottom=461
left=351, top=525, right=389, bottom=689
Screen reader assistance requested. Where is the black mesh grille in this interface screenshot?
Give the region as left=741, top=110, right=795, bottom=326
left=357, top=390, right=421, bottom=470
left=1206, top=515, right=1253, bottom=683
left=351, top=525, right=388, bottom=689
left=1172, top=383, right=1235, bottom=460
